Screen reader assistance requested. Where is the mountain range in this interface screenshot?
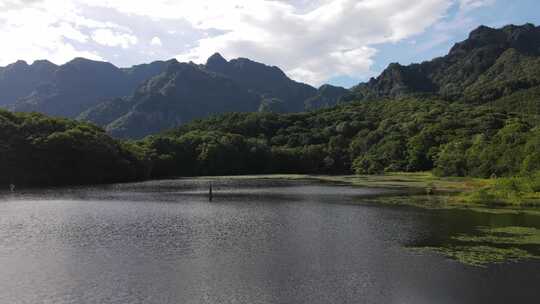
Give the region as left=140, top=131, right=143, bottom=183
left=1, top=54, right=347, bottom=138
left=1, top=58, right=173, bottom=117
left=2, top=23, right=540, bottom=139
left=83, top=53, right=339, bottom=138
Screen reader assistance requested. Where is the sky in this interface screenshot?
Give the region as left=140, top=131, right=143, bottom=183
left=0, top=0, right=539, bottom=88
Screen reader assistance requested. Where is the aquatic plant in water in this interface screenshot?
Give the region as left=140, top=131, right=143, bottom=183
left=412, top=226, right=540, bottom=267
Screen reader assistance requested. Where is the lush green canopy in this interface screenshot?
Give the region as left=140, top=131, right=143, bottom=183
left=0, top=109, right=150, bottom=186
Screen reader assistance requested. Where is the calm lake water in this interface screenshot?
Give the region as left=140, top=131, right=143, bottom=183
left=0, top=179, right=539, bottom=304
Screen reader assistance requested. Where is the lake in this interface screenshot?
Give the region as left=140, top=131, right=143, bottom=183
left=0, top=178, right=539, bottom=304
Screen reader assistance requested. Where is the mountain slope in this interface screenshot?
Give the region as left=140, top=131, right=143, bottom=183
left=305, top=85, right=350, bottom=110
left=80, top=54, right=348, bottom=138
left=3, top=54, right=347, bottom=138
left=348, top=23, right=540, bottom=102
left=205, top=53, right=317, bottom=112
left=0, top=60, right=57, bottom=106
left=5, top=58, right=173, bottom=117
left=102, top=62, right=261, bottom=138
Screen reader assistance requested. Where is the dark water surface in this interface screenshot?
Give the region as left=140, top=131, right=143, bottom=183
left=0, top=179, right=539, bottom=304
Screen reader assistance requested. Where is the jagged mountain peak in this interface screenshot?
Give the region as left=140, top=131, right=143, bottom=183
left=206, top=52, right=228, bottom=68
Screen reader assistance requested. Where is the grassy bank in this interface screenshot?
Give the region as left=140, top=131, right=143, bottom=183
left=198, top=172, right=490, bottom=193
left=411, top=226, right=540, bottom=267
left=460, top=172, right=540, bottom=207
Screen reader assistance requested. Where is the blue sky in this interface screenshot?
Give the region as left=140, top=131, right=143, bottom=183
left=0, top=0, right=538, bottom=88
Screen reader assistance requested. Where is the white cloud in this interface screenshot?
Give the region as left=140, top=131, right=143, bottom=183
left=130, top=0, right=452, bottom=85
left=0, top=0, right=134, bottom=65
left=91, top=28, right=138, bottom=48
left=0, top=0, right=499, bottom=85
left=0, top=0, right=104, bottom=65
left=150, top=36, right=162, bottom=47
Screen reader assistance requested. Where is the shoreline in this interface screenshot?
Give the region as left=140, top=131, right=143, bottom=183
left=191, top=173, right=540, bottom=215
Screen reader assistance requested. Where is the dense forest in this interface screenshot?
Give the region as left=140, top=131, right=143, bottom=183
left=0, top=109, right=150, bottom=186
left=137, top=96, right=539, bottom=179
left=2, top=88, right=540, bottom=187
left=5, top=96, right=538, bottom=187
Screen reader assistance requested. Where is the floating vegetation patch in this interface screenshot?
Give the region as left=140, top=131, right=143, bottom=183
left=411, top=226, right=540, bottom=267
left=368, top=194, right=540, bottom=216
left=454, top=227, right=540, bottom=246
left=414, top=245, right=536, bottom=267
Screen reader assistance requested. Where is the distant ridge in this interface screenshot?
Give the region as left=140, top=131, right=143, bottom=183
left=347, top=23, right=540, bottom=103
left=6, top=23, right=536, bottom=139
left=4, top=58, right=173, bottom=117
left=1, top=54, right=347, bottom=138
left=78, top=53, right=347, bottom=138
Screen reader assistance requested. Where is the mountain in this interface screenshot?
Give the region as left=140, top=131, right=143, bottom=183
left=100, top=62, right=260, bottom=139
left=304, top=84, right=350, bottom=110
left=7, top=58, right=170, bottom=118
left=348, top=23, right=540, bottom=103
left=0, top=60, right=57, bottom=106
left=204, top=53, right=317, bottom=112
left=2, top=54, right=347, bottom=138
left=80, top=54, right=348, bottom=138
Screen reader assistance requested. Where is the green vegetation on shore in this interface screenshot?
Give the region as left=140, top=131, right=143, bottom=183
left=462, top=172, right=540, bottom=206
left=206, top=172, right=489, bottom=193
left=137, top=98, right=539, bottom=180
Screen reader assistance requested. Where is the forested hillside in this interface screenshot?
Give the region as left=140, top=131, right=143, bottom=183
left=0, top=109, right=149, bottom=186
left=6, top=93, right=538, bottom=187
left=138, top=97, right=539, bottom=179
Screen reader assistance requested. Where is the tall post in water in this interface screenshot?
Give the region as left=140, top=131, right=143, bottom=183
left=209, top=182, right=213, bottom=202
